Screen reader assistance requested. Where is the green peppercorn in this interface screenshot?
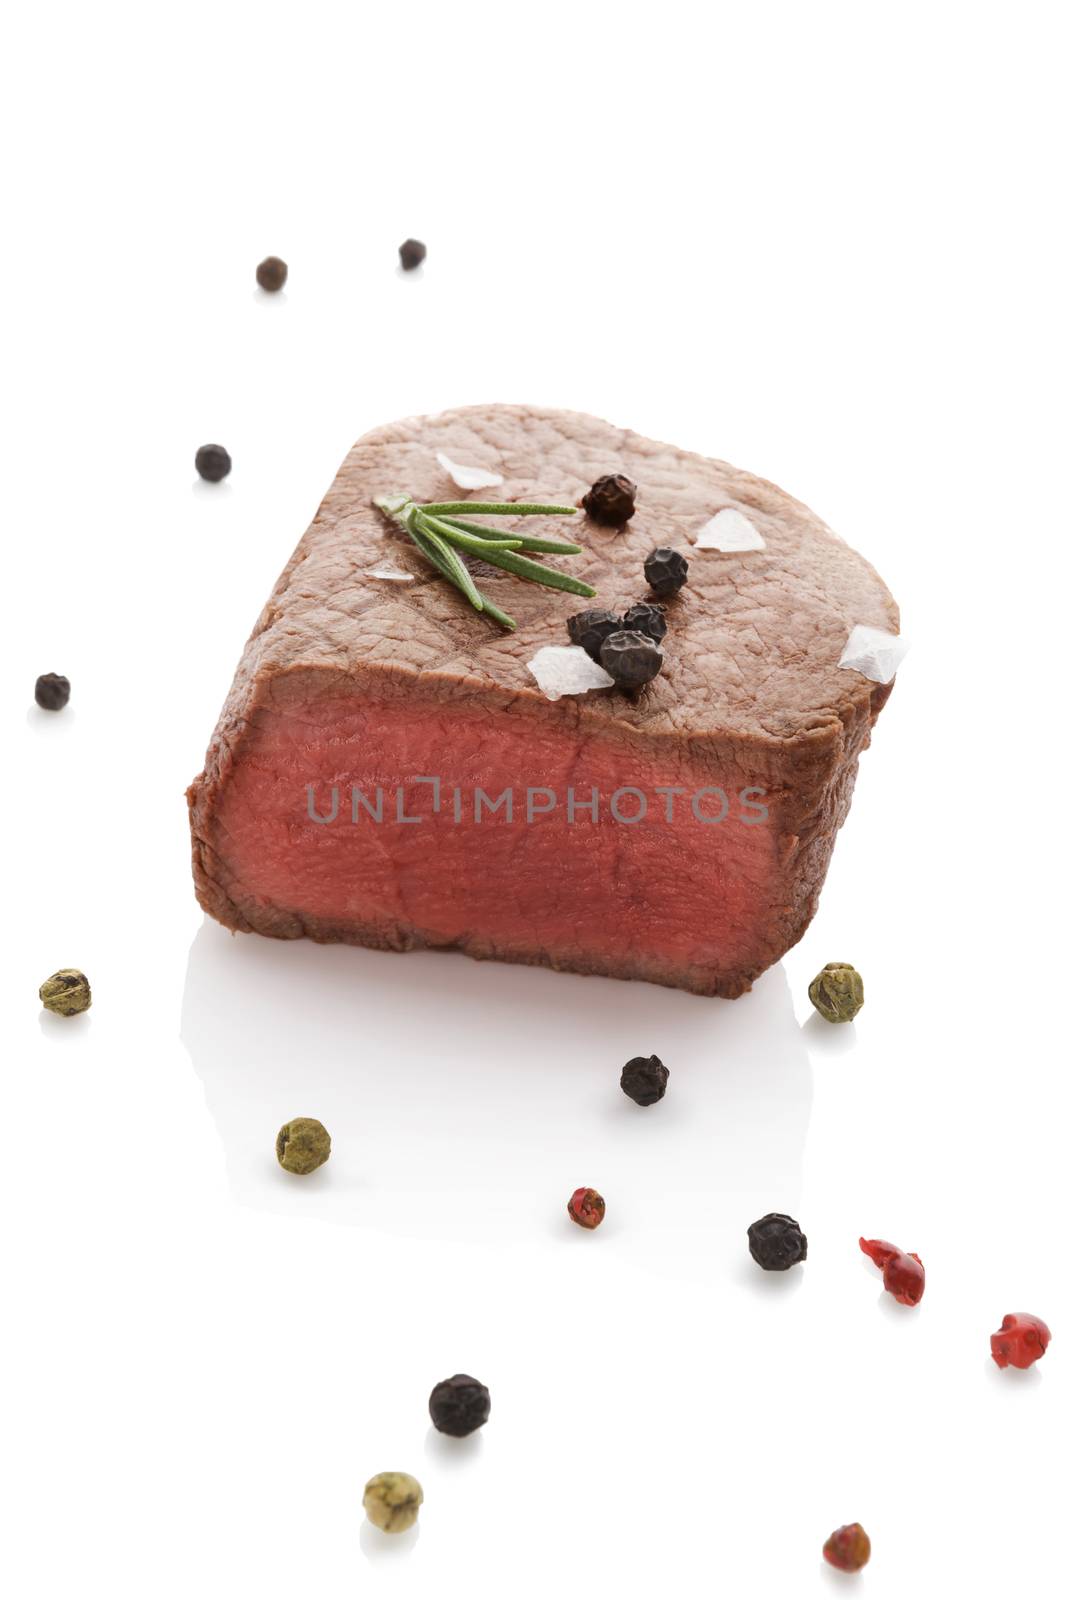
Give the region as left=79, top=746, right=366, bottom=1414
left=808, top=963, right=864, bottom=1023
left=39, top=969, right=92, bottom=1016
left=363, top=1471, right=423, bottom=1533
left=275, top=1117, right=331, bottom=1174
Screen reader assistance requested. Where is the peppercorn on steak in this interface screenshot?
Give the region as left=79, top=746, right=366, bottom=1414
left=187, top=404, right=898, bottom=997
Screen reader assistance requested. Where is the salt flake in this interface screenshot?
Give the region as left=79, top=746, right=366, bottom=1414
left=696, top=508, right=766, bottom=552
left=365, top=561, right=414, bottom=582
left=436, top=451, right=504, bottom=491
left=838, top=624, right=910, bottom=684
left=526, top=645, right=613, bottom=701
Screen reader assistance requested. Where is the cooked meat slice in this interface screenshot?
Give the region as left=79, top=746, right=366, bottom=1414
left=187, top=404, right=897, bottom=997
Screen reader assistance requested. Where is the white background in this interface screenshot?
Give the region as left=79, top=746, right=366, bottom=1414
left=2, top=3, right=1064, bottom=1595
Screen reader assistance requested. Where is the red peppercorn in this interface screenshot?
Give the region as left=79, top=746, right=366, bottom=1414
left=568, top=1187, right=605, bottom=1230
left=823, top=1523, right=871, bottom=1573
left=990, top=1313, right=1051, bottom=1370
left=859, top=1237, right=925, bottom=1306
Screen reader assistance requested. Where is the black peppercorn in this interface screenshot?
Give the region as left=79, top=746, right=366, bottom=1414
left=622, top=601, right=667, bottom=643
left=581, top=473, right=637, bottom=527
left=747, top=1212, right=807, bottom=1272
left=566, top=608, right=623, bottom=661
left=428, top=1374, right=491, bottom=1437
left=399, top=238, right=427, bottom=271
left=195, top=444, right=232, bottom=483
left=256, top=255, right=288, bottom=292
left=599, top=630, right=663, bottom=689
left=644, top=547, right=688, bottom=597
left=620, top=1054, right=669, bottom=1106
left=35, top=673, right=70, bottom=711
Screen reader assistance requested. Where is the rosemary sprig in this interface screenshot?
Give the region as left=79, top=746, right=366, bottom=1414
left=418, top=501, right=578, bottom=518
left=373, top=494, right=594, bottom=630
left=419, top=517, right=525, bottom=555
left=415, top=519, right=485, bottom=611
left=437, top=516, right=583, bottom=555
left=408, top=521, right=519, bottom=629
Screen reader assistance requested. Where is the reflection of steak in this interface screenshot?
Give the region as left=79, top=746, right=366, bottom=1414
left=187, top=405, right=898, bottom=997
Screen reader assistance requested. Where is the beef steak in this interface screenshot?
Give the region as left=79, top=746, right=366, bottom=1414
left=187, top=405, right=898, bottom=997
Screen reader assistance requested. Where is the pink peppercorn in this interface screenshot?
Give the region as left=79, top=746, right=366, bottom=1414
left=568, top=1187, right=606, bottom=1230
left=990, top=1313, right=1051, bottom=1370
left=859, top=1237, right=925, bottom=1306
left=823, top=1523, right=871, bottom=1573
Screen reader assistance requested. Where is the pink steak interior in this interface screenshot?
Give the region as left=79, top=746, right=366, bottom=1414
left=213, top=696, right=780, bottom=986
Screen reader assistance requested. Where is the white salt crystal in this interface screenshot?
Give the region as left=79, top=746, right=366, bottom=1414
left=526, top=645, right=613, bottom=701
left=365, top=562, right=414, bottom=582
left=695, top=508, right=766, bottom=552
left=838, top=624, right=910, bottom=684
left=435, top=451, right=504, bottom=490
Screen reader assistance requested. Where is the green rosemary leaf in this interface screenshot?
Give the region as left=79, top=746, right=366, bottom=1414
left=418, top=501, right=578, bottom=518
left=407, top=521, right=465, bottom=586
left=438, top=516, right=583, bottom=555
left=435, top=524, right=515, bottom=550
left=408, top=523, right=517, bottom=630
left=416, top=511, right=524, bottom=554
left=511, top=537, right=584, bottom=554
left=410, top=514, right=484, bottom=611
left=477, top=596, right=519, bottom=631
left=447, top=536, right=596, bottom=598
left=423, top=535, right=485, bottom=612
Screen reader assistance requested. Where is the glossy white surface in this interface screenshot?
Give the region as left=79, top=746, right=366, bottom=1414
left=2, top=3, right=1064, bottom=1596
